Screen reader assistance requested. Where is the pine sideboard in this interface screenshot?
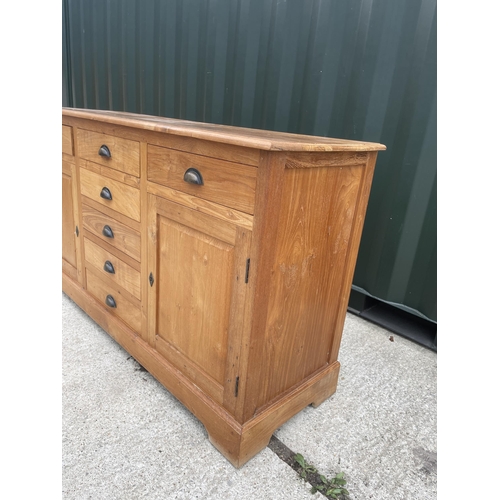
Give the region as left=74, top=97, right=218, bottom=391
left=62, top=108, right=385, bottom=467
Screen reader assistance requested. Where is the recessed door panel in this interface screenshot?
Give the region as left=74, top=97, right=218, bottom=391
left=148, top=194, right=252, bottom=408
left=157, top=217, right=234, bottom=385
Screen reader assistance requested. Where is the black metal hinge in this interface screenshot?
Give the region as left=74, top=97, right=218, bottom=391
left=75, top=225, right=79, bottom=237
left=245, top=259, right=250, bottom=284
left=149, top=272, right=154, bottom=287
left=234, top=376, right=240, bottom=397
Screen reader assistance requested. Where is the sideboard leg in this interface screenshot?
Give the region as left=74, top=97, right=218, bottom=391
left=310, top=361, right=340, bottom=408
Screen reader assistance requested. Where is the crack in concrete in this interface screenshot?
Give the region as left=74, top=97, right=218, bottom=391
left=268, top=435, right=348, bottom=499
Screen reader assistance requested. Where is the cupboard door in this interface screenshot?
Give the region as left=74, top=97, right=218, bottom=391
left=148, top=194, right=251, bottom=409
left=62, top=160, right=78, bottom=279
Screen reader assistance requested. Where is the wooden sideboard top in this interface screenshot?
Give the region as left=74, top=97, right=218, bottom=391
left=63, top=108, right=386, bottom=153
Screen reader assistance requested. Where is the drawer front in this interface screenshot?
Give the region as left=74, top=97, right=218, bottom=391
left=86, top=269, right=141, bottom=333
left=148, top=145, right=257, bottom=215
left=77, top=129, right=140, bottom=177
left=80, top=167, right=141, bottom=221
left=84, top=237, right=141, bottom=300
left=62, top=125, right=73, bottom=155
left=82, top=204, right=141, bottom=261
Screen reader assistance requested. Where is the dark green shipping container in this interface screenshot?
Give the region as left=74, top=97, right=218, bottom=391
left=62, top=0, right=437, bottom=346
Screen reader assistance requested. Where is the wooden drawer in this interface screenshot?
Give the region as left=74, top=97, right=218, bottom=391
left=84, top=237, right=141, bottom=300
left=77, top=129, right=140, bottom=177
left=81, top=204, right=141, bottom=261
left=86, top=269, right=141, bottom=333
left=62, top=125, right=73, bottom=155
left=80, top=167, right=141, bottom=222
left=147, top=145, right=257, bottom=215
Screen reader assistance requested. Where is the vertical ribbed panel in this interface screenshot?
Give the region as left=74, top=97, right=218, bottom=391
left=62, top=0, right=70, bottom=107
left=64, top=0, right=437, bottom=322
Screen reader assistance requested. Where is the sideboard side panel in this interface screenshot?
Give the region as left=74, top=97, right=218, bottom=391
left=248, top=155, right=372, bottom=413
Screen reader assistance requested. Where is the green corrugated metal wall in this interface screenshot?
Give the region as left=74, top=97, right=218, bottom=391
left=62, top=0, right=436, bottom=324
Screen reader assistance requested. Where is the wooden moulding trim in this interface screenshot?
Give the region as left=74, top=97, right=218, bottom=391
left=81, top=159, right=140, bottom=188
left=147, top=181, right=254, bottom=231
left=237, top=151, right=288, bottom=423
left=62, top=125, right=74, bottom=156
left=61, top=115, right=261, bottom=167
left=243, top=362, right=339, bottom=432
left=155, top=334, right=225, bottom=406
left=84, top=260, right=141, bottom=307
left=252, top=362, right=329, bottom=416
left=62, top=260, right=77, bottom=281
left=62, top=108, right=387, bottom=153
left=81, top=196, right=141, bottom=232
left=284, top=151, right=369, bottom=169
left=62, top=152, right=75, bottom=164
left=139, top=142, right=149, bottom=343
left=237, top=361, right=340, bottom=467
left=62, top=160, right=72, bottom=176
left=63, top=273, right=341, bottom=468
left=82, top=229, right=141, bottom=272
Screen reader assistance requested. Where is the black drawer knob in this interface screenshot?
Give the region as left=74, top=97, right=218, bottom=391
left=105, top=294, right=116, bottom=308
left=98, top=145, right=111, bottom=158
left=100, top=187, right=112, bottom=200
left=103, top=260, right=115, bottom=274
left=102, top=225, right=114, bottom=238
left=183, top=168, right=204, bottom=185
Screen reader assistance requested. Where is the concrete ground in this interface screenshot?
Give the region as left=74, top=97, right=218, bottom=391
left=62, top=292, right=436, bottom=500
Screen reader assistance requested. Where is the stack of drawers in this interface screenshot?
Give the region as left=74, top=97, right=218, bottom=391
left=77, top=130, right=143, bottom=335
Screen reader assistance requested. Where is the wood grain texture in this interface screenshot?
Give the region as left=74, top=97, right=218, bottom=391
left=285, top=151, right=368, bottom=169
left=152, top=194, right=237, bottom=246
left=63, top=114, right=260, bottom=166
left=62, top=125, right=73, bottom=156
left=64, top=108, right=386, bottom=152
left=240, top=152, right=288, bottom=423
left=83, top=237, right=141, bottom=300
left=328, top=152, right=378, bottom=363
left=81, top=204, right=141, bottom=262
left=148, top=196, right=252, bottom=408
left=253, top=164, right=363, bottom=410
left=80, top=167, right=141, bottom=222
left=86, top=269, right=141, bottom=333
left=83, top=230, right=140, bottom=272
left=148, top=145, right=257, bottom=215
left=147, top=195, right=159, bottom=347
left=62, top=171, right=77, bottom=269
left=222, top=225, right=253, bottom=418
left=62, top=259, right=77, bottom=281
left=155, top=335, right=224, bottom=405
left=62, top=159, right=72, bottom=176
left=71, top=132, right=85, bottom=286
left=156, top=216, right=234, bottom=387
left=80, top=159, right=140, bottom=188
left=77, top=128, right=140, bottom=177
left=146, top=181, right=254, bottom=231
left=81, top=196, right=141, bottom=232
left=139, top=142, right=149, bottom=342
left=62, top=153, right=76, bottom=166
